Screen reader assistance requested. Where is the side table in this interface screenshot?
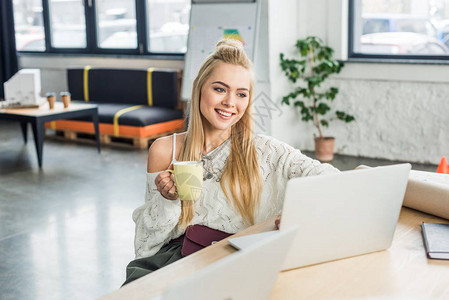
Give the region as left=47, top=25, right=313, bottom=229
left=0, top=102, right=100, bottom=168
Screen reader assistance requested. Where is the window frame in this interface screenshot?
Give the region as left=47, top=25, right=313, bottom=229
left=348, top=0, right=449, bottom=62
left=17, top=0, right=186, bottom=58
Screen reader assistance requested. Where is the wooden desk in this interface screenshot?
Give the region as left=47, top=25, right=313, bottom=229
left=0, top=102, right=100, bottom=167
left=100, top=207, right=449, bottom=300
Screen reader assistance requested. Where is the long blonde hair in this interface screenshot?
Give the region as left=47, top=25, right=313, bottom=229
left=178, top=39, right=263, bottom=228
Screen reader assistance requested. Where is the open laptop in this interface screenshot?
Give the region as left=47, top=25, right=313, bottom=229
left=152, top=225, right=298, bottom=300
left=228, top=163, right=411, bottom=271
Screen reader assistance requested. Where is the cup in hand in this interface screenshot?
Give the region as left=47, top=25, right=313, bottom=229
left=167, top=161, right=203, bottom=201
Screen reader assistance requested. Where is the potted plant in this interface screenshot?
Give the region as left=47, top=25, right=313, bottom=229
left=279, top=36, right=355, bottom=162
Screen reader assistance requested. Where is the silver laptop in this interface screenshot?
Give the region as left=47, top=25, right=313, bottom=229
left=153, top=226, right=298, bottom=300
left=228, top=163, right=411, bottom=271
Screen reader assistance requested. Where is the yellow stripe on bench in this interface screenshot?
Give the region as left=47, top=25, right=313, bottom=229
left=84, top=65, right=91, bottom=102
left=147, top=67, right=154, bottom=106
left=113, top=105, right=144, bottom=137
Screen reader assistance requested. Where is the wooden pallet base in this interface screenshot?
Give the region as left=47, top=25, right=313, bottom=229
left=45, top=128, right=184, bottom=149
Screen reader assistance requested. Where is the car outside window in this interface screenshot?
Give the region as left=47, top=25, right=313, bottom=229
left=350, top=0, right=449, bottom=60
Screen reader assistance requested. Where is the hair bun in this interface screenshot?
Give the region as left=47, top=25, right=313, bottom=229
left=216, top=38, right=244, bottom=50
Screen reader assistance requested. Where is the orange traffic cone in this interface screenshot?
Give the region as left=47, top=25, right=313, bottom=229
left=436, top=156, right=449, bottom=174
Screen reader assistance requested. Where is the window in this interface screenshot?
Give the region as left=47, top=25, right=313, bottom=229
left=13, top=0, right=190, bottom=56
left=49, top=0, right=87, bottom=48
left=349, top=0, right=449, bottom=60
left=96, top=0, right=137, bottom=49
left=146, top=0, right=189, bottom=53
left=13, top=0, right=45, bottom=51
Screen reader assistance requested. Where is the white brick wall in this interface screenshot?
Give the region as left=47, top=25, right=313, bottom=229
left=276, top=78, right=449, bottom=164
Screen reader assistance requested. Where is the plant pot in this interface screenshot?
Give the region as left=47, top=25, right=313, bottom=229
left=314, top=137, right=335, bottom=162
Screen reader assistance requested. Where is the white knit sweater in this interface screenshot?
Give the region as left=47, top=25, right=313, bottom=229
left=132, top=134, right=339, bottom=259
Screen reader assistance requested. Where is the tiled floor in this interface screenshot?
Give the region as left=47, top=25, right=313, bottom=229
left=0, top=119, right=437, bottom=300
left=0, top=120, right=148, bottom=300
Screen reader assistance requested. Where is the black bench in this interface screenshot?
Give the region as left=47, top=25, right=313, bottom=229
left=47, top=67, right=185, bottom=148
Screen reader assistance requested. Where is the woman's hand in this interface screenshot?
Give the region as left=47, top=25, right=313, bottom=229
left=275, top=214, right=281, bottom=229
left=155, top=171, right=178, bottom=200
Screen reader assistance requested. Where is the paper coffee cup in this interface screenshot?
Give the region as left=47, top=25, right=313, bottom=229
left=60, top=91, right=71, bottom=108
left=46, top=92, right=56, bottom=109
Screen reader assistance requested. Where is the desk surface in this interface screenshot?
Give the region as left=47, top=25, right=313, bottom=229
left=100, top=207, right=449, bottom=300
left=0, top=102, right=97, bottom=117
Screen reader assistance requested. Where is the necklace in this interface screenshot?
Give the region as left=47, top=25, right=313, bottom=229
left=201, top=138, right=231, bottom=182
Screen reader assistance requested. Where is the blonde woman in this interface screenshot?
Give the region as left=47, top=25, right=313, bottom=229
left=123, top=39, right=339, bottom=285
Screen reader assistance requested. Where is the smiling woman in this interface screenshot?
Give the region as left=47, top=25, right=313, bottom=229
left=199, top=63, right=251, bottom=138
left=122, top=39, right=340, bottom=286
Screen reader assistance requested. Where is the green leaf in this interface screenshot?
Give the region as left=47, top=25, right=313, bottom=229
left=290, top=70, right=298, bottom=80
left=318, top=46, right=334, bottom=60
left=301, top=114, right=313, bottom=122
left=291, top=90, right=300, bottom=99
left=296, top=40, right=309, bottom=56
left=345, top=115, right=355, bottom=122
left=336, top=111, right=344, bottom=119
left=306, top=76, right=323, bottom=85
left=294, top=100, right=305, bottom=108
left=336, top=111, right=356, bottom=123
left=296, top=87, right=309, bottom=98
left=301, top=106, right=311, bottom=115
left=308, top=36, right=321, bottom=49
left=315, top=93, right=325, bottom=100
left=314, top=60, right=342, bottom=75
left=281, top=96, right=290, bottom=105
left=325, top=87, right=339, bottom=100
left=316, top=102, right=330, bottom=115
left=320, top=119, right=329, bottom=127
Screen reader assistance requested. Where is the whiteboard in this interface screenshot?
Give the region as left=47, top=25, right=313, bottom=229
left=181, top=1, right=259, bottom=101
